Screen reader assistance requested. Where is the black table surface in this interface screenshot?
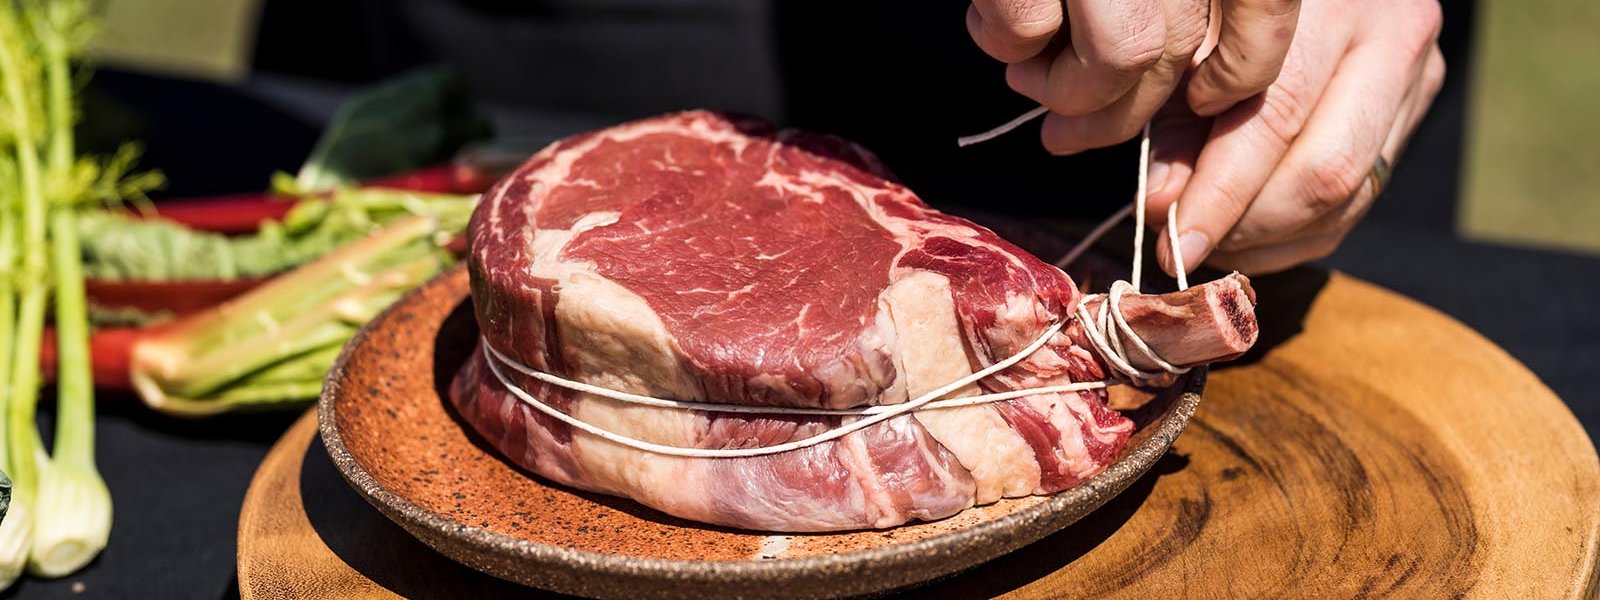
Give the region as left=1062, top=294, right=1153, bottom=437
left=12, top=65, right=1599, bottom=598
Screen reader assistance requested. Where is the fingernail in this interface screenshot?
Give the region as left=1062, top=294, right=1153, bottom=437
left=1177, top=231, right=1211, bottom=273
left=1147, top=161, right=1171, bottom=196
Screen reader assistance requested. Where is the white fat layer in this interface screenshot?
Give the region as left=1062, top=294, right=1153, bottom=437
left=838, top=423, right=899, bottom=528
left=885, top=272, right=1040, bottom=504
left=555, top=271, right=710, bottom=511
left=1031, top=393, right=1101, bottom=487
left=1065, top=344, right=1131, bottom=447
left=555, top=273, right=701, bottom=400
left=988, top=292, right=1051, bottom=358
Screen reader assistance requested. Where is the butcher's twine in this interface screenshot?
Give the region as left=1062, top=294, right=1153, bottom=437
left=481, top=108, right=1192, bottom=458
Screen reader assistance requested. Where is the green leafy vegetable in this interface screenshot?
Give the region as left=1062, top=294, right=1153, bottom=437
left=79, top=187, right=473, bottom=281
left=294, top=67, right=491, bottom=192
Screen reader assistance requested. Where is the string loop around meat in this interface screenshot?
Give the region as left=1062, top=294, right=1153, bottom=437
left=475, top=106, right=1192, bottom=459
left=482, top=319, right=1078, bottom=459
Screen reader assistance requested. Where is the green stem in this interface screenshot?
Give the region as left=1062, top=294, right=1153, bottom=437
left=0, top=205, right=16, bottom=471
left=0, top=6, right=49, bottom=502
left=42, top=36, right=71, bottom=178
left=49, top=209, right=92, bottom=467
left=166, top=250, right=440, bottom=396
left=5, top=288, right=44, bottom=499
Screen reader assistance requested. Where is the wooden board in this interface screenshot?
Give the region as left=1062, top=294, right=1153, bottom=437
left=237, top=270, right=1600, bottom=599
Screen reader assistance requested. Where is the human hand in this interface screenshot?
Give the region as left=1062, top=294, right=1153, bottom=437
left=1146, top=0, right=1445, bottom=275
left=966, top=0, right=1301, bottom=154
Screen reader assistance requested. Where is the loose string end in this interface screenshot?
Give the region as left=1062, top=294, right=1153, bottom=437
left=1055, top=202, right=1133, bottom=270
left=957, top=106, right=1050, bottom=147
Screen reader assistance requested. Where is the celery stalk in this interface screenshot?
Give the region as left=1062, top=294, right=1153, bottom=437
left=131, top=216, right=454, bottom=415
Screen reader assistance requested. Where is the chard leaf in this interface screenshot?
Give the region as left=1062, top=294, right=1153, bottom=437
left=294, top=67, right=491, bottom=192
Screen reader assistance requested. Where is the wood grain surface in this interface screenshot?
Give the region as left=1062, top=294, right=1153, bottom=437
left=237, top=270, right=1600, bottom=599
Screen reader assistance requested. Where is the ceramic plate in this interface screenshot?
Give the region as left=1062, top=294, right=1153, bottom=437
left=319, top=226, right=1204, bottom=599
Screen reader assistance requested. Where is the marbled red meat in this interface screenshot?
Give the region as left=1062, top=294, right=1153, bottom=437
left=453, top=111, right=1257, bottom=531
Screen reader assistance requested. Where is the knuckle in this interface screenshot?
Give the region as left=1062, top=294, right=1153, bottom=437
left=1391, top=0, right=1444, bottom=62
left=1014, top=20, right=1060, bottom=44
left=1166, top=2, right=1209, bottom=59
left=1098, top=29, right=1165, bottom=75
left=1301, top=152, right=1366, bottom=211
left=972, top=1, right=1062, bottom=61
left=1413, top=0, right=1445, bottom=42
left=1265, top=0, right=1302, bottom=16
left=995, top=0, right=1063, bottom=43
left=1210, top=46, right=1282, bottom=94
left=1423, top=48, right=1447, bottom=93
left=1253, top=89, right=1308, bottom=147
left=1003, top=19, right=1060, bottom=49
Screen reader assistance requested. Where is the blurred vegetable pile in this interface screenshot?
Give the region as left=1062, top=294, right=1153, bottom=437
left=0, top=0, right=493, bottom=584
left=129, top=193, right=472, bottom=416
left=0, top=0, right=164, bottom=586
left=79, top=187, right=471, bottom=282
left=121, top=67, right=489, bottom=416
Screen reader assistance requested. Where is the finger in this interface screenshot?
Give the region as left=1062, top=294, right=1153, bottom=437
left=1145, top=102, right=1215, bottom=272
left=967, top=1, right=1065, bottom=64
left=1186, top=0, right=1302, bottom=116
left=1286, top=45, right=1445, bottom=242
left=1005, top=0, right=1166, bottom=116
left=1204, top=231, right=1344, bottom=275
left=1144, top=97, right=1212, bottom=224
left=1216, top=24, right=1428, bottom=251
left=1153, top=27, right=1347, bottom=275
left=1037, top=0, right=1210, bottom=155
left=1391, top=45, right=1446, bottom=161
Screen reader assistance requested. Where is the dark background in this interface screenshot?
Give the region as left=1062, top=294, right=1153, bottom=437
left=14, top=0, right=1597, bottom=598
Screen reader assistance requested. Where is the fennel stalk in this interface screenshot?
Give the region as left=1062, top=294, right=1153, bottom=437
left=0, top=0, right=134, bottom=580
left=26, top=0, right=113, bottom=576
left=0, top=2, right=46, bottom=586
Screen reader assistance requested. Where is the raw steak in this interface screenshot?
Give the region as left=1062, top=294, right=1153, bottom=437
left=452, top=111, right=1257, bottom=531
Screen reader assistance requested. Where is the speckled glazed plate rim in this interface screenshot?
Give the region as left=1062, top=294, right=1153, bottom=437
left=317, top=268, right=1206, bottom=596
